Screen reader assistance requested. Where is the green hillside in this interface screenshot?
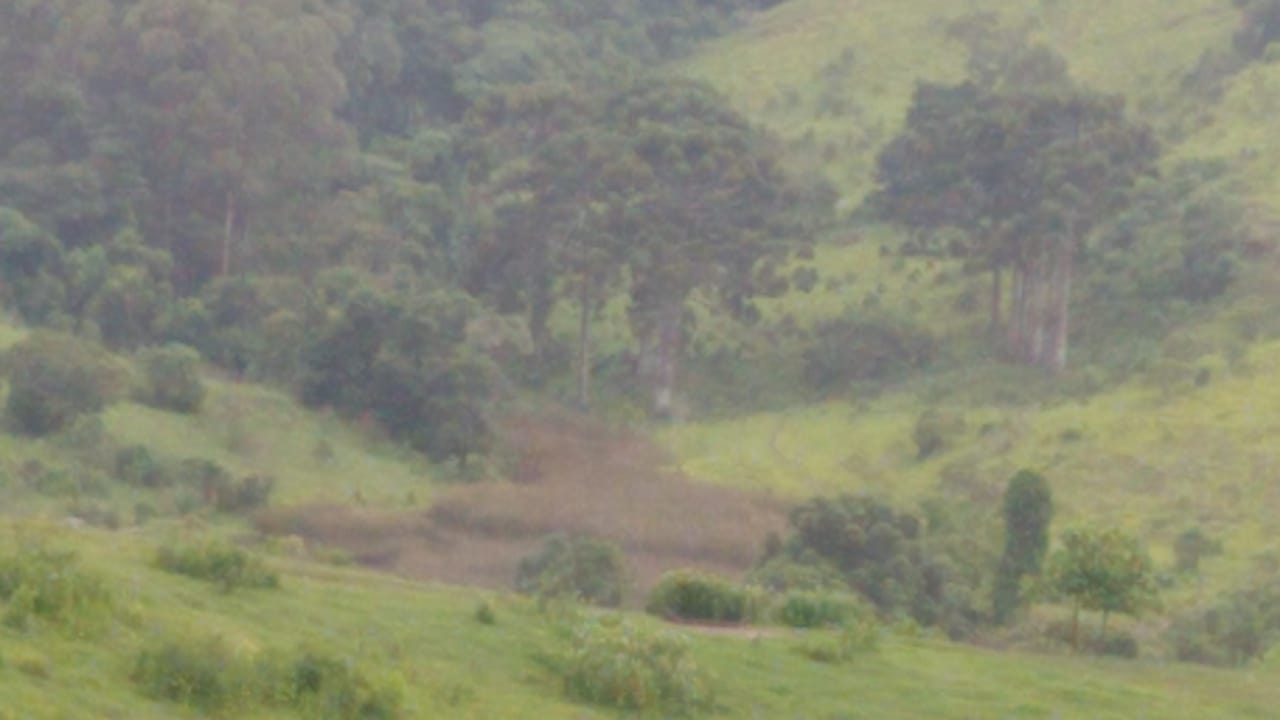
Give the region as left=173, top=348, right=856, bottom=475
left=4, top=0, right=1280, bottom=716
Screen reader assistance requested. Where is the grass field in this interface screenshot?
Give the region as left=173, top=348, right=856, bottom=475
left=2, top=522, right=1279, bottom=720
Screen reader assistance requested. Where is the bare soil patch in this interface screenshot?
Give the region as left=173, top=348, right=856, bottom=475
left=255, top=411, right=788, bottom=602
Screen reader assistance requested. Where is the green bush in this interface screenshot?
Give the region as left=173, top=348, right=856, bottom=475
left=561, top=615, right=714, bottom=713
left=132, top=633, right=268, bottom=713
left=171, top=458, right=273, bottom=513
left=115, top=445, right=167, bottom=487
left=154, top=541, right=280, bottom=592
left=793, top=619, right=879, bottom=664
left=747, top=554, right=845, bottom=593
left=0, top=544, right=113, bottom=633
left=135, top=344, right=205, bottom=414
left=133, top=633, right=403, bottom=718
left=288, top=649, right=403, bottom=720
left=646, top=570, right=751, bottom=623
left=3, top=332, right=126, bottom=436
left=1165, top=582, right=1280, bottom=666
left=1174, top=526, right=1222, bottom=574
left=913, top=408, right=964, bottom=460
left=775, top=591, right=870, bottom=629
left=803, top=314, right=934, bottom=391
left=515, top=535, right=627, bottom=607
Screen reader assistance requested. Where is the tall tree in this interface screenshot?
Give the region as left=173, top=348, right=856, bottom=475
left=106, top=0, right=352, bottom=286
left=1044, top=527, right=1158, bottom=651
left=993, top=469, right=1053, bottom=624
left=606, top=77, right=828, bottom=414
left=874, top=80, right=1157, bottom=372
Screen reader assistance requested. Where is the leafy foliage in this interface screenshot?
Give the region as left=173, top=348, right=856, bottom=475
left=1043, top=527, right=1158, bottom=648
left=993, top=469, right=1053, bottom=624
left=154, top=542, right=280, bottom=592
left=560, top=614, right=714, bottom=713
left=515, top=535, right=627, bottom=607
left=135, top=344, right=205, bottom=414
left=646, top=570, right=753, bottom=623
left=0, top=543, right=113, bottom=633
left=3, top=332, right=126, bottom=436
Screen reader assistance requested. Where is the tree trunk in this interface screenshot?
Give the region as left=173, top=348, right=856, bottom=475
left=221, top=189, right=235, bottom=277
left=1048, top=233, right=1075, bottom=373
left=576, top=280, right=593, bottom=410
left=990, top=264, right=1003, bottom=344
left=1072, top=599, right=1081, bottom=652
left=642, top=303, right=683, bottom=419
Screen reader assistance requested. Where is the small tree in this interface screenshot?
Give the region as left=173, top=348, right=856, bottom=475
left=136, top=344, right=206, bottom=414
left=993, top=469, right=1053, bottom=623
left=1044, top=527, right=1157, bottom=651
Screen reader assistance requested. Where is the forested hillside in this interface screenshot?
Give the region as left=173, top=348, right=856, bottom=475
left=5, top=0, right=1280, bottom=717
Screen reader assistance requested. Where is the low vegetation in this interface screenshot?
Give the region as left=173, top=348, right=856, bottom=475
left=153, top=541, right=280, bottom=592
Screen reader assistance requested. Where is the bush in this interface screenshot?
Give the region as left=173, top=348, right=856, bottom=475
left=515, top=535, right=627, bottom=607
left=0, top=543, right=113, bottom=633
left=1165, top=582, right=1280, bottom=666
left=1174, top=526, right=1222, bottom=574
left=913, top=408, right=964, bottom=459
left=135, top=344, right=205, bottom=413
left=775, top=591, right=870, bottom=629
left=747, top=555, right=844, bottom=593
left=154, top=541, right=280, bottom=592
left=3, top=332, right=126, bottom=436
left=171, top=458, right=273, bottom=513
left=803, top=314, right=934, bottom=391
left=288, top=649, right=403, bottom=720
left=115, top=445, right=167, bottom=487
left=132, top=633, right=267, bottom=713
left=646, top=570, right=751, bottom=623
left=793, top=619, right=879, bottom=664
left=561, top=615, right=714, bottom=713
left=133, top=633, right=403, bottom=718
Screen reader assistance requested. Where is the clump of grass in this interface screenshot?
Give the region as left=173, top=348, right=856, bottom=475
left=153, top=541, right=280, bottom=592
left=793, top=619, right=880, bottom=664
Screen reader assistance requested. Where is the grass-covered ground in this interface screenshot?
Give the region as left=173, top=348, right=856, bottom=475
left=2, top=522, right=1279, bottom=720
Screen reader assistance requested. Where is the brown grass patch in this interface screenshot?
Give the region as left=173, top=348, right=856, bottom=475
left=254, top=412, right=788, bottom=602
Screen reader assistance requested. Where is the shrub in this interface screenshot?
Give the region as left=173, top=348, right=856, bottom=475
left=913, top=408, right=964, bottom=460
left=0, top=544, right=113, bottom=633
left=115, top=445, right=167, bottom=487
left=561, top=615, right=714, bottom=713
left=133, top=633, right=403, bottom=718
left=135, top=344, right=205, bottom=414
left=474, top=600, right=496, bottom=625
left=1165, top=582, right=1280, bottom=666
left=515, top=535, right=627, bottom=607
left=747, top=555, right=844, bottom=593
left=171, top=458, right=273, bottom=513
left=1174, top=526, right=1222, bottom=574
left=646, top=570, right=750, bottom=623
left=803, top=314, right=934, bottom=391
left=132, top=633, right=267, bottom=712
left=3, top=332, right=126, bottom=436
left=287, top=649, right=403, bottom=720
left=154, top=541, right=280, bottom=592
left=775, top=591, right=870, bottom=629
left=793, top=619, right=879, bottom=664
left=994, top=469, right=1053, bottom=624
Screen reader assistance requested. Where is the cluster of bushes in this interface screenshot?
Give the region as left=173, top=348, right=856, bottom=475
left=115, top=449, right=274, bottom=514
left=803, top=314, right=935, bottom=392
left=560, top=614, right=714, bottom=714
left=1165, top=579, right=1280, bottom=667
left=763, top=494, right=986, bottom=636
left=154, top=541, right=280, bottom=592
left=515, top=535, right=627, bottom=607
left=0, top=543, right=113, bottom=633
left=1, top=333, right=207, bottom=439
left=133, top=632, right=401, bottom=718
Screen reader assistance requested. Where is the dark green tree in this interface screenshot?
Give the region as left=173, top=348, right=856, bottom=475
left=874, top=54, right=1158, bottom=372
left=993, top=469, right=1053, bottom=624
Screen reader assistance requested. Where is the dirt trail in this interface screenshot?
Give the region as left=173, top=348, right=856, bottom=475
left=256, top=412, right=788, bottom=601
